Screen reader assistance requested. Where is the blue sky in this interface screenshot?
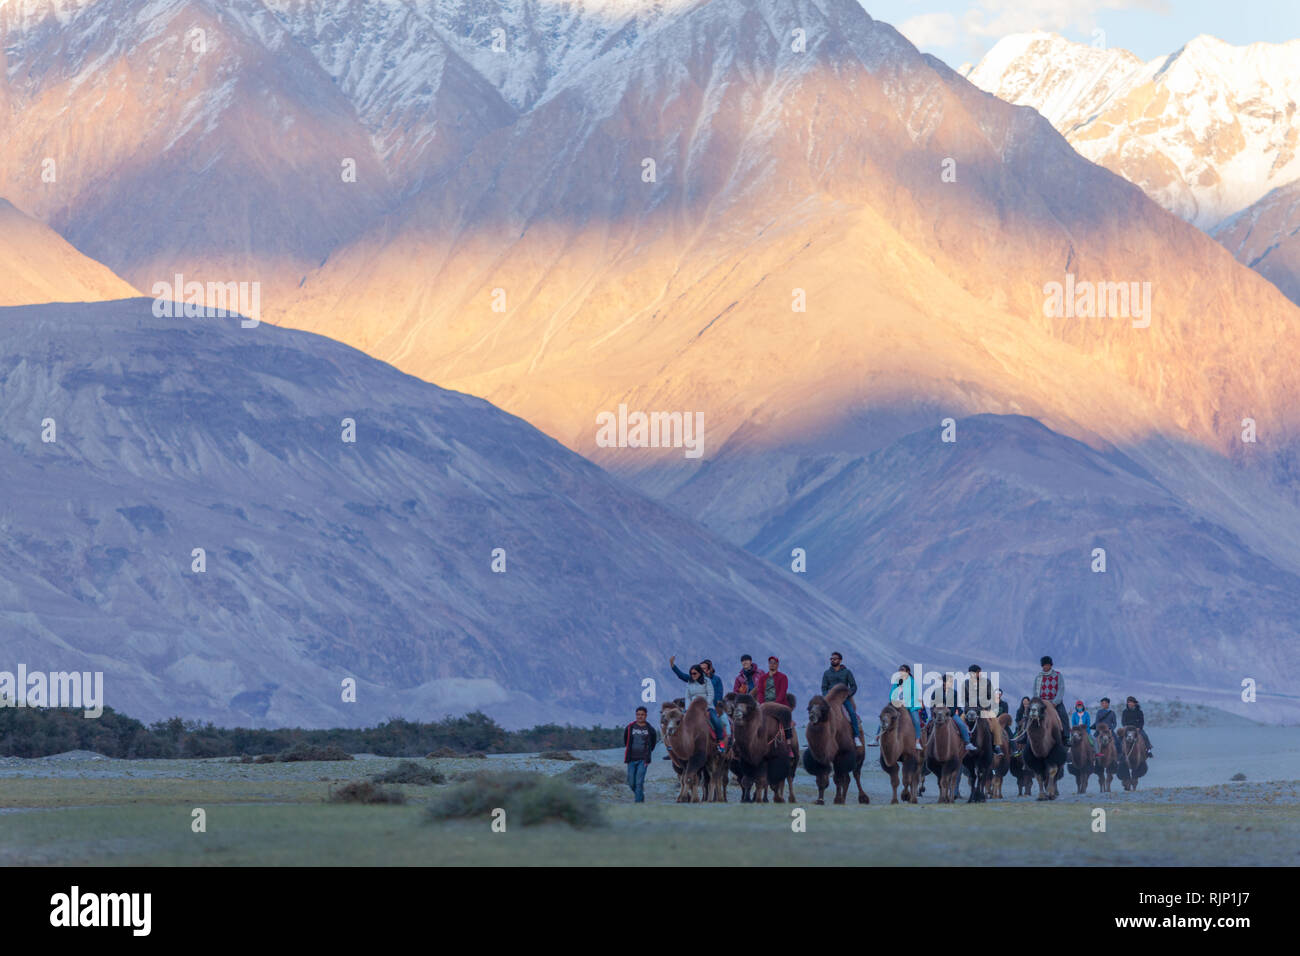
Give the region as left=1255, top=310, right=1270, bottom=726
left=858, top=0, right=1300, bottom=70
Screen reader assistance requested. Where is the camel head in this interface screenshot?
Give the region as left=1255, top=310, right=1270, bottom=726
left=931, top=705, right=952, bottom=726
left=730, top=694, right=758, bottom=725
left=807, top=696, right=830, bottom=725
left=878, top=703, right=900, bottom=732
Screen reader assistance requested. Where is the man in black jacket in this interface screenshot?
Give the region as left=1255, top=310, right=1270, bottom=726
left=1094, top=697, right=1118, bottom=733
left=624, top=707, right=659, bottom=801
left=821, top=652, right=861, bottom=745
left=1120, top=696, right=1154, bottom=758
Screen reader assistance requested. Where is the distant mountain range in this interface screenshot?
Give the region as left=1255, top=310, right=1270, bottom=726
left=0, top=298, right=898, bottom=727
left=2, top=0, right=1298, bottom=724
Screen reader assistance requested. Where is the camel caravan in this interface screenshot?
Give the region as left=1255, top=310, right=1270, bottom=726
left=647, top=654, right=1153, bottom=804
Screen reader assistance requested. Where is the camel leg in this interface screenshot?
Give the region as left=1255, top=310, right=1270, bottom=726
left=853, top=763, right=869, bottom=805
left=815, top=772, right=828, bottom=805
left=887, top=765, right=900, bottom=804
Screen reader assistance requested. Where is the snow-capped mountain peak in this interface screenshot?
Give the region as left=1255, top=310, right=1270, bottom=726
left=967, top=31, right=1300, bottom=230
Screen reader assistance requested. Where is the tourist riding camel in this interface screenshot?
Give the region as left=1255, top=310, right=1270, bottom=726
left=672, top=661, right=727, bottom=750
left=753, top=656, right=796, bottom=756
left=1033, top=656, right=1070, bottom=750
left=875, top=664, right=924, bottom=751
left=820, top=651, right=862, bottom=746
left=1121, top=696, right=1154, bottom=757
left=1094, top=697, right=1118, bottom=734
left=963, top=664, right=1004, bottom=755
left=733, top=654, right=759, bottom=695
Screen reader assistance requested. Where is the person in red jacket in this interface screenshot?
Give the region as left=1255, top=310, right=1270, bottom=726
left=754, top=655, right=789, bottom=705
left=753, top=655, right=797, bottom=757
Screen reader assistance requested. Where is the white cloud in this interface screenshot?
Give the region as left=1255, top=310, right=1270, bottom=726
left=961, top=0, right=1169, bottom=39
left=898, top=12, right=961, bottom=49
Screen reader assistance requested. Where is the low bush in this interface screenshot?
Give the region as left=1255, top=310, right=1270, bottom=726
left=371, top=760, right=445, bottom=785
left=426, top=772, right=603, bottom=828
left=328, top=781, right=405, bottom=804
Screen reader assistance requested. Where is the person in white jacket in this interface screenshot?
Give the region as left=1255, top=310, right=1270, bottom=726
left=682, top=662, right=726, bottom=748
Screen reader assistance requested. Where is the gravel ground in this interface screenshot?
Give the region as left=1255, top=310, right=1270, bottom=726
left=2, top=727, right=1297, bottom=806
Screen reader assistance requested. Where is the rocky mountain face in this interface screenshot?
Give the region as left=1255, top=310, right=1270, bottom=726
left=1213, top=180, right=1300, bottom=307
left=0, top=198, right=138, bottom=305
left=0, top=297, right=896, bottom=727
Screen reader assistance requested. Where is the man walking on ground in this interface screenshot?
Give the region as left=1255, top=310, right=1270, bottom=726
left=821, top=652, right=862, bottom=746
left=624, top=706, right=657, bottom=802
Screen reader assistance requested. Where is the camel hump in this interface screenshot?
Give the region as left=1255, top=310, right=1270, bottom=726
left=786, top=692, right=796, bottom=710
left=761, top=701, right=793, bottom=721
left=825, top=684, right=849, bottom=705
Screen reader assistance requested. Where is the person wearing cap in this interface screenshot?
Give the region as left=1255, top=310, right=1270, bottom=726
left=1032, top=655, right=1070, bottom=749
left=754, top=655, right=790, bottom=706
left=733, top=654, right=759, bottom=695
left=754, top=656, right=796, bottom=757
left=821, top=651, right=862, bottom=745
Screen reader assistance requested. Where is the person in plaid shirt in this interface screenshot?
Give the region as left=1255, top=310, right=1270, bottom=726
left=1033, top=655, right=1070, bottom=750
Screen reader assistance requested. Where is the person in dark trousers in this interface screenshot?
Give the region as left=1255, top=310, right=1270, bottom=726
left=964, top=664, right=1003, bottom=755
left=1121, top=696, right=1154, bottom=757
left=821, top=651, right=861, bottom=744
left=733, top=654, right=759, bottom=695
left=1094, top=697, right=1118, bottom=734
left=624, top=707, right=658, bottom=801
